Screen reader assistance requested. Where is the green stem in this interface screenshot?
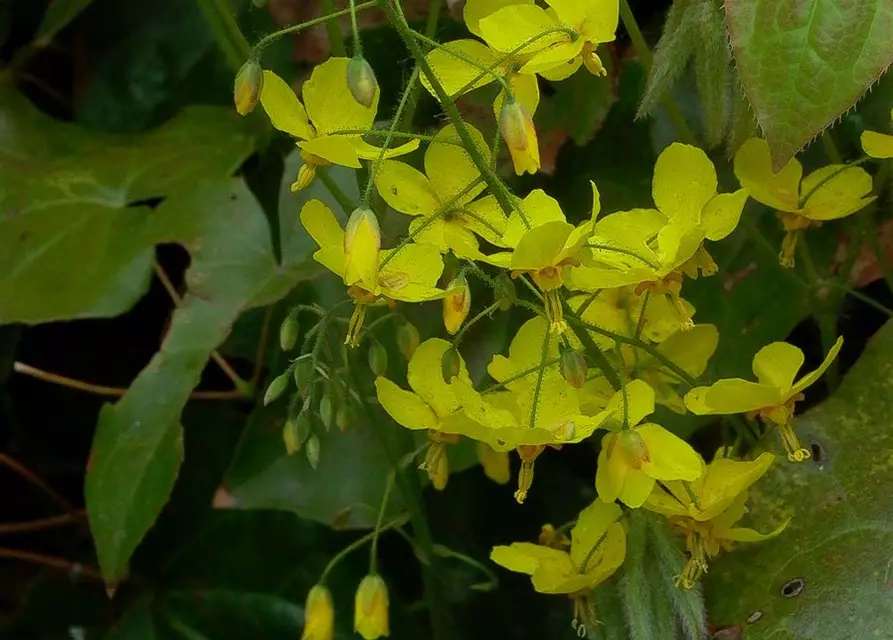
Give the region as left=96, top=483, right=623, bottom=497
left=316, top=166, right=355, bottom=215
left=480, top=357, right=562, bottom=393
left=369, top=473, right=396, bottom=573
left=820, top=281, right=893, bottom=318
left=319, top=513, right=410, bottom=584
left=194, top=0, right=251, bottom=71
left=618, top=0, right=695, bottom=145
left=254, top=1, right=377, bottom=51
left=528, top=330, right=552, bottom=428
left=408, top=29, right=512, bottom=95
left=349, top=0, right=363, bottom=55
left=563, top=300, right=622, bottom=391
left=321, top=0, right=347, bottom=57
left=453, top=302, right=501, bottom=345
left=399, top=0, right=444, bottom=130
left=327, top=128, right=463, bottom=145
left=382, top=0, right=527, bottom=228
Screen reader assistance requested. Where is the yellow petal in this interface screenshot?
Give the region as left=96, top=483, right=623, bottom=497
left=303, top=57, right=377, bottom=135
left=408, top=338, right=468, bottom=417
left=790, top=335, right=843, bottom=397
left=493, top=72, right=541, bottom=122
left=637, top=423, right=704, bottom=481
left=502, top=189, right=565, bottom=247
left=464, top=0, right=534, bottom=38
left=693, top=452, right=775, bottom=520
left=569, top=500, right=623, bottom=568
left=374, top=377, right=440, bottom=431
left=422, top=39, right=502, bottom=97
left=617, top=468, right=656, bottom=508
left=510, top=220, right=575, bottom=271
left=426, top=124, right=488, bottom=204
left=653, top=143, right=718, bottom=222
left=702, top=189, right=749, bottom=241
left=520, top=40, right=585, bottom=75
left=476, top=442, right=511, bottom=484
left=570, top=0, right=619, bottom=42
left=595, top=437, right=626, bottom=503
left=800, top=165, right=875, bottom=221
left=751, top=341, right=804, bottom=391
left=655, top=324, right=718, bottom=378
left=300, top=200, right=346, bottom=276
left=601, top=379, right=655, bottom=428
left=733, top=137, right=801, bottom=212
left=374, top=160, right=440, bottom=215
left=462, top=195, right=509, bottom=246
left=537, top=55, right=583, bottom=81
left=490, top=542, right=570, bottom=577
left=685, top=379, right=782, bottom=415
left=722, top=519, right=789, bottom=543
left=644, top=482, right=689, bottom=519
left=353, top=138, right=421, bottom=160
left=378, top=244, right=446, bottom=302
left=299, top=136, right=361, bottom=168
left=259, top=70, right=314, bottom=140
left=479, top=5, right=565, bottom=55
left=861, top=130, right=893, bottom=159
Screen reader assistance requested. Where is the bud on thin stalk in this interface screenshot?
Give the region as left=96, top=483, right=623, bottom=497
left=368, top=342, right=388, bottom=377
left=443, top=275, right=470, bottom=335
left=263, top=371, right=290, bottom=406
left=279, top=312, right=298, bottom=351
left=396, top=321, right=420, bottom=361
left=354, top=574, right=390, bottom=639
left=560, top=349, right=588, bottom=389
left=346, top=54, right=379, bottom=108
left=233, top=58, right=264, bottom=116
left=306, top=434, right=321, bottom=470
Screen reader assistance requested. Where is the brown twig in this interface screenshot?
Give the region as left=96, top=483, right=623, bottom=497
left=12, top=362, right=245, bottom=401
left=153, top=260, right=252, bottom=396
left=0, top=547, right=104, bottom=581
left=0, top=453, right=72, bottom=514
left=0, top=510, right=86, bottom=535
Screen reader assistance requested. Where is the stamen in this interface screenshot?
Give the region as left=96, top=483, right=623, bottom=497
left=345, top=303, right=368, bottom=347
left=778, top=419, right=811, bottom=462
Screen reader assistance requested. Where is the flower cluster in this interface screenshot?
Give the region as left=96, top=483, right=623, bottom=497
left=233, top=0, right=887, bottom=635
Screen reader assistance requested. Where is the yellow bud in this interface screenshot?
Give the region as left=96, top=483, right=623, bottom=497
left=345, top=207, right=381, bottom=254
left=443, top=276, right=470, bottom=335
left=559, top=349, right=588, bottom=389
left=368, top=342, right=388, bottom=376
left=441, top=346, right=461, bottom=383
left=354, top=575, right=390, bottom=639
left=499, top=96, right=540, bottom=175
left=279, top=312, right=299, bottom=351
left=396, top=321, right=420, bottom=361
left=582, top=42, right=607, bottom=76
left=475, top=442, right=510, bottom=485
left=233, top=58, right=264, bottom=116
left=346, top=55, right=379, bottom=108
left=302, top=584, right=334, bottom=640
left=344, top=207, right=381, bottom=287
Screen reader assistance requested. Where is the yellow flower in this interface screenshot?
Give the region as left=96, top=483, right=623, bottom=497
left=480, top=0, right=619, bottom=80
left=490, top=500, right=626, bottom=631
left=374, top=124, right=506, bottom=256
left=685, top=336, right=843, bottom=461
left=483, top=186, right=600, bottom=332
left=375, top=338, right=480, bottom=487
left=300, top=200, right=451, bottom=346
left=233, top=59, right=263, bottom=116
left=646, top=452, right=787, bottom=588
left=301, top=584, right=334, bottom=640
left=259, top=58, right=419, bottom=190
left=595, top=380, right=704, bottom=508
left=443, top=275, right=471, bottom=335
left=500, top=96, right=540, bottom=175
left=733, top=137, right=875, bottom=267
left=861, top=109, right=893, bottom=158
left=354, top=574, right=389, bottom=639
left=476, top=441, right=511, bottom=484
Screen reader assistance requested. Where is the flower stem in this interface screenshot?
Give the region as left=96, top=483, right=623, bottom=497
left=193, top=0, right=251, bottom=71
left=316, top=166, right=356, bottom=215
left=319, top=513, right=410, bottom=584
left=349, top=0, right=363, bottom=55
left=407, top=29, right=512, bottom=96
left=399, top=0, right=443, bottom=130
left=369, top=473, right=396, bottom=574
left=453, top=302, right=501, bottom=345
left=618, top=0, right=695, bottom=145
left=254, top=1, right=378, bottom=52
left=321, top=0, right=348, bottom=57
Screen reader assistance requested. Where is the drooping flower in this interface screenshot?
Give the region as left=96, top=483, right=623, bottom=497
left=685, top=336, right=843, bottom=462
left=301, top=584, right=335, bottom=640
left=499, top=96, right=540, bottom=175
left=646, top=451, right=787, bottom=588
left=490, top=500, right=626, bottom=632
left=861, top=109, right=893, bottom=159
left=259, top=58, right=419, bottom=190
left=595, top=379, right=704, bottom=508
left=476, top=441, right=511, bottom=485
left=234, top=58, right=264, bottom=116
left=733, top=137, right=875, bottom=267
left=301, top=200, right=451, bottom=346
left=354, top=574, right=389, bottom=639
left=374, top=123, right=506, bottom=256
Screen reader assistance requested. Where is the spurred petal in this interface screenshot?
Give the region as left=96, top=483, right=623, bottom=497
left=374, top=377, right=440, bottom=431
left=790, top=335, right=843, bottom=397
left=752, top=341, right=804, bottom=391
left=638, top=423, right=704, bottom=481
left=464, top=0, right=534, bottom=38
left=692, top=452, right=775, bottom=520
left=502, top=189, right=566, bottom=247
left=653, top=143, right=718, bottom=222
left=353, top=138, right=421, bottom=160
left=733, top=137, right=801, bottom=212
left=300, top=200, right=346, bottom=276
left=259, top=70, right=314, bottom=140
left=408, top=338, right=469, bottom=417
left=490, top=542, right=568, bottom=577
left=479, top=5, right=565, bottom=54
left=374, top=160, right=440, bottom=216
left=299, top=136, right=361, bottom=168
left=303, top=57, right=377, bottom=135
left=702, top=189, right=749, bottom=241
left=595, top=439, right=626, bottom=503
left=800, top=165, right=875, bottom=221
left=426, top=124, right=488, bottom=204
left=685, top=379, right=783, bottom=415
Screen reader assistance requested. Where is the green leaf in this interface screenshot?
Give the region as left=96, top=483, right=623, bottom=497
left=707, top=320, right=893, bottom=638
left=726, top=0, right=893, bottom=168
left=35, top=0, right=97, bottom=43
left=219, top=402, right=402, bottom=529
left=85, top=179, right=307, bottom=585
left=0, top=85, right=254, bottom=323
left=162, top=590, right=303, bottom=638
left=637, top=0, right=698, bottom=120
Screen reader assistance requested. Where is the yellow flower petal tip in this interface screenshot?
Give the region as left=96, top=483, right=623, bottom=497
left=302, top=584, right=334, bottom=640
left=354, top=575, right=390, bottom=639
left=234, top=59, right=264, bottom=116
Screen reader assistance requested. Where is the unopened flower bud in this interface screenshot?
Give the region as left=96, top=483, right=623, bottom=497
left=294, top=360, right=314, bottom=399
left=559, top=349, right=588, bottom=389
left=499, top=96, right=540, bottom=175
left=279, top=312, right=299, bottom=351
left=441, top=346, right=461, bottom=383
left=344, top=207, right=381, bottom=286
left=264, top=371, right=290, bottom=406
left=354, top=575, right=390, bottom=639
left=319, top=394, right=334, bottom=431
left=443, top=275, right=470, bottom=335
left=336, top=404, right=353, bottom=432
left=368, top=342, right=388, bottom=377
left=283, top=413, right=311, bottom=455
left=306, top=433, right=321, bottom=470
left=233, top=58, right=264, bottom=116
left=346, top=55, right=379, bottom=108
left=302, top=584, right=334, bottom=640
left=396, top=321, right=420, bottom=361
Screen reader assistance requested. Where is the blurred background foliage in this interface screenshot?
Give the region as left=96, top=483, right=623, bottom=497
left=1, top=0, right=893, bottom=638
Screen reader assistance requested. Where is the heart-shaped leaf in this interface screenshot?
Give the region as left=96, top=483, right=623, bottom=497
left=726, top=0, right=893, bottom=168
